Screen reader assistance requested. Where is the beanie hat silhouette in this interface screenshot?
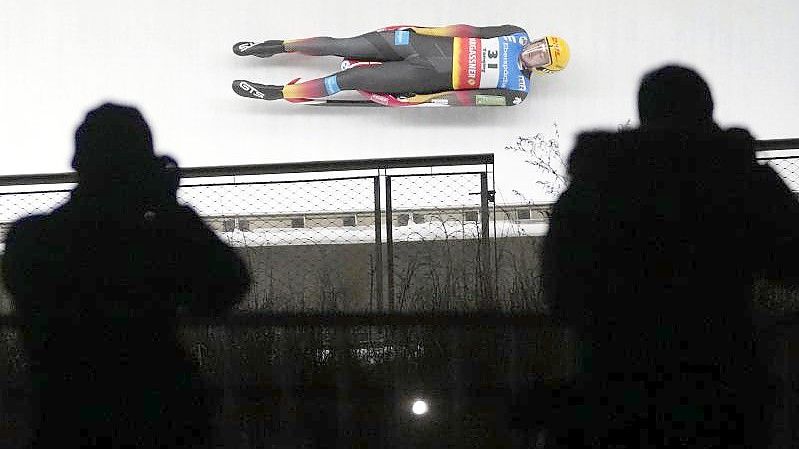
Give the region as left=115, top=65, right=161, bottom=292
left=638, top=65, right=715, bottom=128
left=72, top=103, right=156, bottom=175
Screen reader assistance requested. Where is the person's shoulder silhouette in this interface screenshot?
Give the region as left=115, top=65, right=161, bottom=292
left=2, top=102, right=251, bottom=448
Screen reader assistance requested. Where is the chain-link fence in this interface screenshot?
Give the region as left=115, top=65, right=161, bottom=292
left=0, top=155, right=511, bottom=314
left=760, top=156, right=799, bottom=192
left=386, top=173, right=492, bottom=312
left=757, top=139, right=799, bottom=183
left=180, top=176, right=382, bottom=313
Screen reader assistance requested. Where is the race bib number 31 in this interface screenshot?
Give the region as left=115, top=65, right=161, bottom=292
left=452, top=38, right=501, bottom=90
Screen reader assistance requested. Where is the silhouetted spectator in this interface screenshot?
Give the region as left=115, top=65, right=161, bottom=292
left=541, top=66, right=799, bottom=448
left=2, top=103, right=251, bottom=448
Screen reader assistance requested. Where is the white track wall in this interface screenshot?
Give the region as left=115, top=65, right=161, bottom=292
left=1, top=0, right=798, bottom=201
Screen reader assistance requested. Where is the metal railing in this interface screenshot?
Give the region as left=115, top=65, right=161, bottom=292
left=0, top=154, right=506, bottom=316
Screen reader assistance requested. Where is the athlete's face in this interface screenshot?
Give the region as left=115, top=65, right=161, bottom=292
left=520, top=39, right=552, bottom=70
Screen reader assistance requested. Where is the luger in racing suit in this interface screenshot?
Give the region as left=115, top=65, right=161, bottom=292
left=233, top=25, right=546, bottom=106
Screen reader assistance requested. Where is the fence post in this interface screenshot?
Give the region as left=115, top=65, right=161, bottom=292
left=385, top=176, right=395, bottom=312
left=373, top=176, right=384, bottom=311
left=480, top=172, right=494, bottom=309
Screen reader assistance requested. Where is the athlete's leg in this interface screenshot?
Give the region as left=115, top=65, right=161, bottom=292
left=235, top=32, right=406, bottom=59
left=236, top=31, right=452, bottom=61
left=281, top=60, right=452, bottom=99
left=284, top=32, right=414, bottom=60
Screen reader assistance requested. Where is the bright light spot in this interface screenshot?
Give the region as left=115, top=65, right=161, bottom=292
left=412, top=400, right=429, bottom=415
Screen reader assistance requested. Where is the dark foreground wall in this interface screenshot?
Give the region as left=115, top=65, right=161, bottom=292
left=1, top=236, right=798, bottom=447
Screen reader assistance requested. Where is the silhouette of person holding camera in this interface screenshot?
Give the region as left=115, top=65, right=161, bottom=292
left=2, top=103, right=251, bottom=448
left=542, top=66, right=799, bottom=448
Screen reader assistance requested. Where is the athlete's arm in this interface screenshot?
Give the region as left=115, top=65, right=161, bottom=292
left=387, top=24, right=526, bottom=38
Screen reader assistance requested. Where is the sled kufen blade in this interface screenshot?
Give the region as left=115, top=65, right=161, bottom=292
left=305, top=99, right=385, bottom=107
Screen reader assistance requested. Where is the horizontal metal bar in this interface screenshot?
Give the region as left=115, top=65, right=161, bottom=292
left=0, top=154, right=495, bottom=187
left=178, top=154, right=495, bottom=178
left=0, top=177, right=376, bottom=195
left=180, top=175, right=376, bottom=188
left=382, top=205, right=485, bottom=213
left=0, top=188, right=72, bottom=197
left=202, top=210, right=370, bottom=219
left=0, top=173, right=76, bottom=186
left=386, top=171, right=487, bottom=179
left=754, top=139, right=799, bottom=152
left=757, top=156, right=799, bottom=161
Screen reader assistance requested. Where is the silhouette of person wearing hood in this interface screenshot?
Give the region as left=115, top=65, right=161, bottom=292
left=2, top=103, right=251, bottom=448
left=542, top=66, right=799, bottom=448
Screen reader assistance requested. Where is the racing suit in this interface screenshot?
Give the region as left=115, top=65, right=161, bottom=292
left=281, top=25, right=533, bottom=106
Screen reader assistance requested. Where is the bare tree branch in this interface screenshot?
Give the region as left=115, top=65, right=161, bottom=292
left=504, top=122, right=567, bottom=200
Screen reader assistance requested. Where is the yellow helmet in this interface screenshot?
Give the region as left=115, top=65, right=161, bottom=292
left=522, top=36, right=570, bottom=73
